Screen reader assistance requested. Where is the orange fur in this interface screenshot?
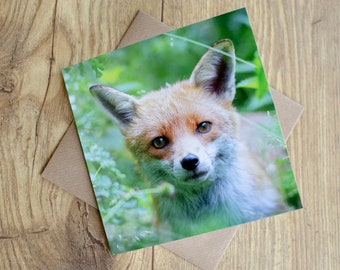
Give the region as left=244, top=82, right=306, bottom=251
left=126, top=82, right=237, bottom=161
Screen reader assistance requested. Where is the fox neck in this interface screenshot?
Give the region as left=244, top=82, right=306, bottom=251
left=156, top=168, right=246, bottom=235
left=153, top=141, right=258, bottom=229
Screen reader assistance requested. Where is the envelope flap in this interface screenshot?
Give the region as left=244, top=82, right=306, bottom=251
left=42, top=121, right=98, bottom=208
left=116, top=11, right=171, bottom=48
left=161, top=227, right=238, bottom=269
left=271, top=89, right=304, bottom=139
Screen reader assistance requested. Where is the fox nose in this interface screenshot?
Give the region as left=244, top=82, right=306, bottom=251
left=181, top=154, right=200, bottom=171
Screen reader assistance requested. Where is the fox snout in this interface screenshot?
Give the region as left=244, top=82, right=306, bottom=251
left=181, top=154, right=200, bottom=171
left=180, top=153, right=214, bottom=182
left=173, top=144, right=215, bottom=182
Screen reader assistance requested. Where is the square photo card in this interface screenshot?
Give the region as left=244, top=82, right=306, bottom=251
left=62, top=8, right=302, bottom=254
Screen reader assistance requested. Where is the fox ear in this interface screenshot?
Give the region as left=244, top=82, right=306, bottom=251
left=89, top=84, right=138, bottom=133
left=189, top=39, right=236, bottom=101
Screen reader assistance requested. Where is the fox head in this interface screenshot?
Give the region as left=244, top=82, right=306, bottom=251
left=90, top=40, right=239, bottom=188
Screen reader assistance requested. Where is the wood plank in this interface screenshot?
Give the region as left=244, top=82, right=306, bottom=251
left=163, top=0, right=248, bottom=27
left=0, top=1, right=64, bottom=268
left=0, top=0, right=160, bottom=268
left=163, top=0, right=340, bottom=269
left=216, top=0, right=339, bottom=269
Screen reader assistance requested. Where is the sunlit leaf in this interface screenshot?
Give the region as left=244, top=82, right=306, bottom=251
left=236, top=76, right=258, bottom=89
left=100, top=66, right=123, bottom=84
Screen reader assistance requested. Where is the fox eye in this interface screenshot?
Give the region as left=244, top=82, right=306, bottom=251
left=196, top=121, right=212, bottom=134
left=152, top=136, right=169, bottom=149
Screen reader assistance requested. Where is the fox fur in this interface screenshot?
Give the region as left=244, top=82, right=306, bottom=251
left=90, top=40, right=285, bottom=236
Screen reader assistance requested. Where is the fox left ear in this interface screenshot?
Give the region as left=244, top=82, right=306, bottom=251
left=89, top=84, right=138, bottom=133
left=189, top=39, right=236, bottom=101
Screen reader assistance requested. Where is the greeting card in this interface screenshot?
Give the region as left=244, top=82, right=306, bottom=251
left=61, top=8, right=302, bottom=254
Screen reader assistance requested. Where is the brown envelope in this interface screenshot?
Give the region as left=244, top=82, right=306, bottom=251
left=42, top=11, right=304, bottom=270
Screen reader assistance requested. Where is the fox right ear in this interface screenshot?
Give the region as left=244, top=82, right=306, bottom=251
left=89, top=84, right=138, bottom=133
left=189, top=39, right=236, bottom=102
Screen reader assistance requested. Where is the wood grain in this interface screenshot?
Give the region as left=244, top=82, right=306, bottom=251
left=1, top=0, right=339, bottom=269
left=0, top=0, right=159, bottom=268
left=216, top=1, right=340, bottom=269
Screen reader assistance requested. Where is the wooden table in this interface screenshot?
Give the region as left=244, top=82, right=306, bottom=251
left=1, top=1, right=339, bottom=269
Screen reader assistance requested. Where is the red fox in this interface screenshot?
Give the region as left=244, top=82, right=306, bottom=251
left=90, top=40, right=286, bottom=236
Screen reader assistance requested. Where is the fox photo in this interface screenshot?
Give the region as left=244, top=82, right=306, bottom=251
left=63, top=8, right=302, bottom=254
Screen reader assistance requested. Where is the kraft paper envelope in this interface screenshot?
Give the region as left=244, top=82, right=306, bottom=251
left=42, top=11, right=304, bottom=270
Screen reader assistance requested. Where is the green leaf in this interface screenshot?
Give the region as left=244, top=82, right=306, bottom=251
left=254, top=52, right=269, bottom=98
left=236, top=62, right=256, bottom=74
left=236, top=76, right=258, bottom=89
left=100, top=66, right=123, bottom=84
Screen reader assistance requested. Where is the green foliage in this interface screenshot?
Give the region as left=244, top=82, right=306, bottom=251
left=62, top=8, right=301, bottom=254
left=276, top=157, right=302, bottom=208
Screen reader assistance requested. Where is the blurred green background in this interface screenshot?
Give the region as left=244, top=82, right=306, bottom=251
left=63, top=8, right=301, bottom=254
